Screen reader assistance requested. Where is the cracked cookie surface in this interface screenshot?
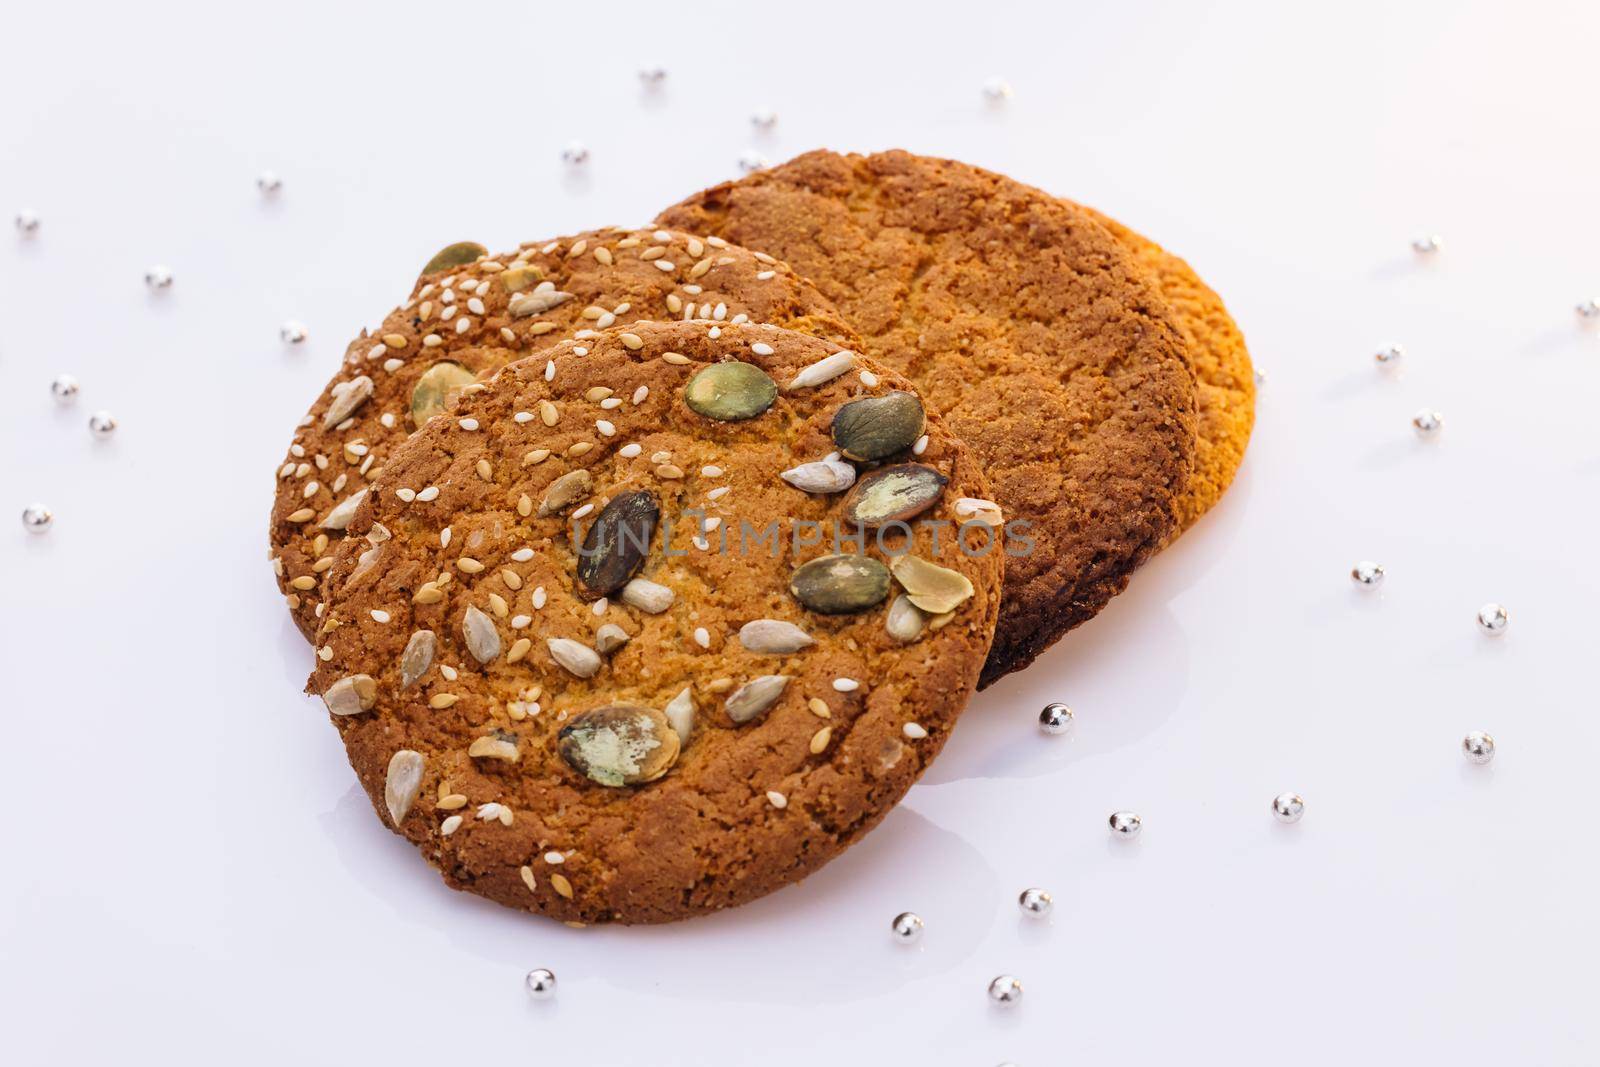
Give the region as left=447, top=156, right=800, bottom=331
left=269, top=227, right=857, bottom=641
left=308, top=320, right=1002, bottom=924
left=656, top=150, right=1197, bottom=686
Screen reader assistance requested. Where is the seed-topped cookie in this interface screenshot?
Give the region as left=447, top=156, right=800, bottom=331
left=1070, top=205, right=1255, bottom=540
left=269, top=228, right=858, bottom=641
left=656, top=150, right=1199, bottom=687
left=308, top=320, right=1003, bottom=925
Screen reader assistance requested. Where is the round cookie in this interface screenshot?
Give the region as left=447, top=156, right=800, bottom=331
left=269, top=228, right=859, bottom=641
left=307, top=320, right=1004, bottom=925
left=656, top=150, right=1198, bottom=687
left=1071, top=205, right=1255, bottom=540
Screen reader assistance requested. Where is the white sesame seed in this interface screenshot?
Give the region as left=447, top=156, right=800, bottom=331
left=654, top=260, right=676, bottom=271
left=514, top=411, right=534, bottom=423
left=395, top=488, right=416, bottom=502
left=416, top=486, right=440, bottom=502
left=860, top=370, right=879, bottom=387
left=370, top=609, right=391, bottom=623
left=701, top=465, right=723, bottom=477
left=632, top=385, right=649, bottom=404
left=903, top=722, right=928, bottom=739
left=596, top=419, right=616, bottom=437
left=468, top=297, right=485, bottom=315
left=440, top=665, right=458, bottom=681
left=455, top=318, right=471, bottom=334
left=619, top=443, right=642, bottom=458
left=441, top=527, right=452, bottom=547
left=708, top=326, right=721, bottom=338
left=423, top=334, right=443, bottom=347
left=707, top=486, right=730, bottom=501
left=573, top=346, right=588, bottom=356
left=833, top=677, right=860, bottom=692
left=383, top=358, right=404, bottom=372
left=600, top=397, right=622, bottom=409
left=544, top=851, right=565, bottom=864
left=713, top=302, right=728, bottom=321
left=756, top=270, right=775, bottom=280
left=532, top=587, right=547, bottom=609
left=380, top=413, right=397, bottom=429
left=511, top=614, right=531, bottom=629
left=766, top=791, right=788, bottom=809
left=545, top=360, right=556, bottom=381
left=367, top=344, right=386, bottom=361
left=694, top=627, right=711, bottom=649
left=571, top=503, right=594, bottom=520
left=441, top=815, right=463, bottom=835
left=592, top=598, right=608, bottom=616
left=912, top=435, right=929, bottom=455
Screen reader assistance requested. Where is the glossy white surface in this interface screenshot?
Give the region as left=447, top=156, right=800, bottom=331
left=4, top=1, right=1598, bottom=1063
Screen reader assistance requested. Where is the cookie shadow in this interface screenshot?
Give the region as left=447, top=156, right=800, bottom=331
left=319, top=788, right=997, bottom=1005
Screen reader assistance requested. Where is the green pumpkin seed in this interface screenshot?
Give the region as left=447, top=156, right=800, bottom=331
left=831, top=390, right=925, bottom=462
left=840, top=464, right=949, bottom=527
left=421, top=240, right=487, bottom=276
left=559, top=704, right=680, bottom=787
left=789, top=554, right=892, bottom=614
left=684, top=362, right=778, bottom=421
left=577, top=490, right=660, bottom=597
left=410, top=361, right=478, bottom=429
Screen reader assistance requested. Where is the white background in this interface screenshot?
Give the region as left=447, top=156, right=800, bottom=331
left=3, top=1, right=1598, bottom=1063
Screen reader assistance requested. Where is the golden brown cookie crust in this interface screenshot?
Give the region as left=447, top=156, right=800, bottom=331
left=269, top=228, right=858, bottom=641
left=1073, top=206, right=1255, bottom=540
left=656, top=150, right=1197, bottom=686
left=308, top=320, right=1003, bottom=925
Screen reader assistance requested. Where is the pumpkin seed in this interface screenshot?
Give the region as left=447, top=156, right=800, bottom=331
left=779, top=455, right=856, bottom=495
left=461, top=604, right=501, bottom=664
left=537, top=469, right=592, bottom=517
left=789, top=554, right=891, bottom=614
left=421, top=241, right=487, bottom=276
left=322, top=674, right=377, bottom=716
left=738, top=619, right=815, bottom=654
left=468, top=729, right=520, bottom=762
left=840, top=464, right=948, bottom=527
left=321, top=487, right=367, bottom=530
left=323, top=375, right=374, bottom=429
left=576, top=490, right=659, bottom=597
left=684, top=361, right=778, bottom=421
left=663, top=687, right=694, bottom=744
left=558, top=704, right=680, bottom=787
left=831, top=390, right=925, bottom=461
left=384, top=750, right=425, bottom=826
left=885, top=594, right=928, bottom=643
left=621, top=577, right=674, bottom=614
left=725, top=675, right=791, bottom=724
left=890, top=554, right=974, bottom=615
left=400, top=629, right=436, bottom=687
left=409, top=361, right=477, bottom=429
left=594, top=622, right=630, bottom=654
left=547, top=637, right=602, bottom=678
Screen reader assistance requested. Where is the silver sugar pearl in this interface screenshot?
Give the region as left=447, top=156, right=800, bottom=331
left=890, top=911, right=924, bottom=943
left=1476, top=603, right=1509, bottom=636
left=257, top=170, right=283, bottom=194
left=982, top=76, right=1014, bottom=101
left=1577, top=298, right=1600, bottom=320
left=1411, top=408, right=1443, bottom=438
left=524, top=968, right=557, bottom=998
left=1272, top=793, right=1305, bottom=823
left=15, top=209, right=40, bottom=235
left=560, top=141, right=590, bottom=166
left=1462, top=731, right=1496, bottom=765
left=144, top=265, right=173, bottom=290
left=88, top=410, right=118, bottom=438
left=1038, top=702, right=1074, bottom=734
left=1374, top=342, right=1404, bottom=367
left=1411, top=234, right=1442, bottom=255
left=738, top=150, right=771, bottom=174
left=637, top=64, right=667, bottom=85
left=750, top=108, right=778, bottom=131
left=1017, top=887, right=1053, bottom=917
left=21, top=503, right=53, bottom=534
left=51, top=374, right=80, bottom=404
left=280, top=320, right=308, bottom=345
left=988, top=975, right=1023, bottom=1004
left=1108, top=811, right=1142, bottom=838
left=1351, top=560, right=1385, bottom=588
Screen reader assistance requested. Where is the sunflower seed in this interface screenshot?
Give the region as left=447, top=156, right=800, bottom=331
left=725, top=674, right=791, bottom=723
left=321, top=487, right=368, bottom=530
left=468, top=729, right=520, bottom=762
left=684, top=361, right=778, bottom=421
left=558, top=704, right=680, bottom=787
left=779, top=456, right=857, bottom=495
left=409, top=361, right=477, bottom=429
left=400, top=629, right=436, bottom=687
left=323, top=375, right=374, bottom=429
left=738, top=619, right=815, bottom=654
left=499, top=264, right=544, bottom=293
left=577, top=490, right=660, bottom=597
left=595, top=622, right=630, bottom=654
left=885, top=594, right=928, bottom=642
left=890, top=554, right=974, bottom=615
left=462, top=604, right=501, bottom=664
left=322, top=674, right=377, bottom=716
left=789, top=554, right=892, bottom=614
left=785, top=350, right=857, bottom=390
left=508, top=281, right=575, bottom=317
left=954, top=496, right=1005, bottom=526
left=839, top=463, right=949, bottom=527
left=663, top=687, right=694, bottom=744
left=421, top=241, right=486, bottom=276
left=384, top=750, right=426, bottom=825
left=831, top=390, right=925, bottom=461
left=548, top=637, right=602, bottom=678
left=620, top=577, right=674, bottom=614
left=537, top=469, right=593, bottom=517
